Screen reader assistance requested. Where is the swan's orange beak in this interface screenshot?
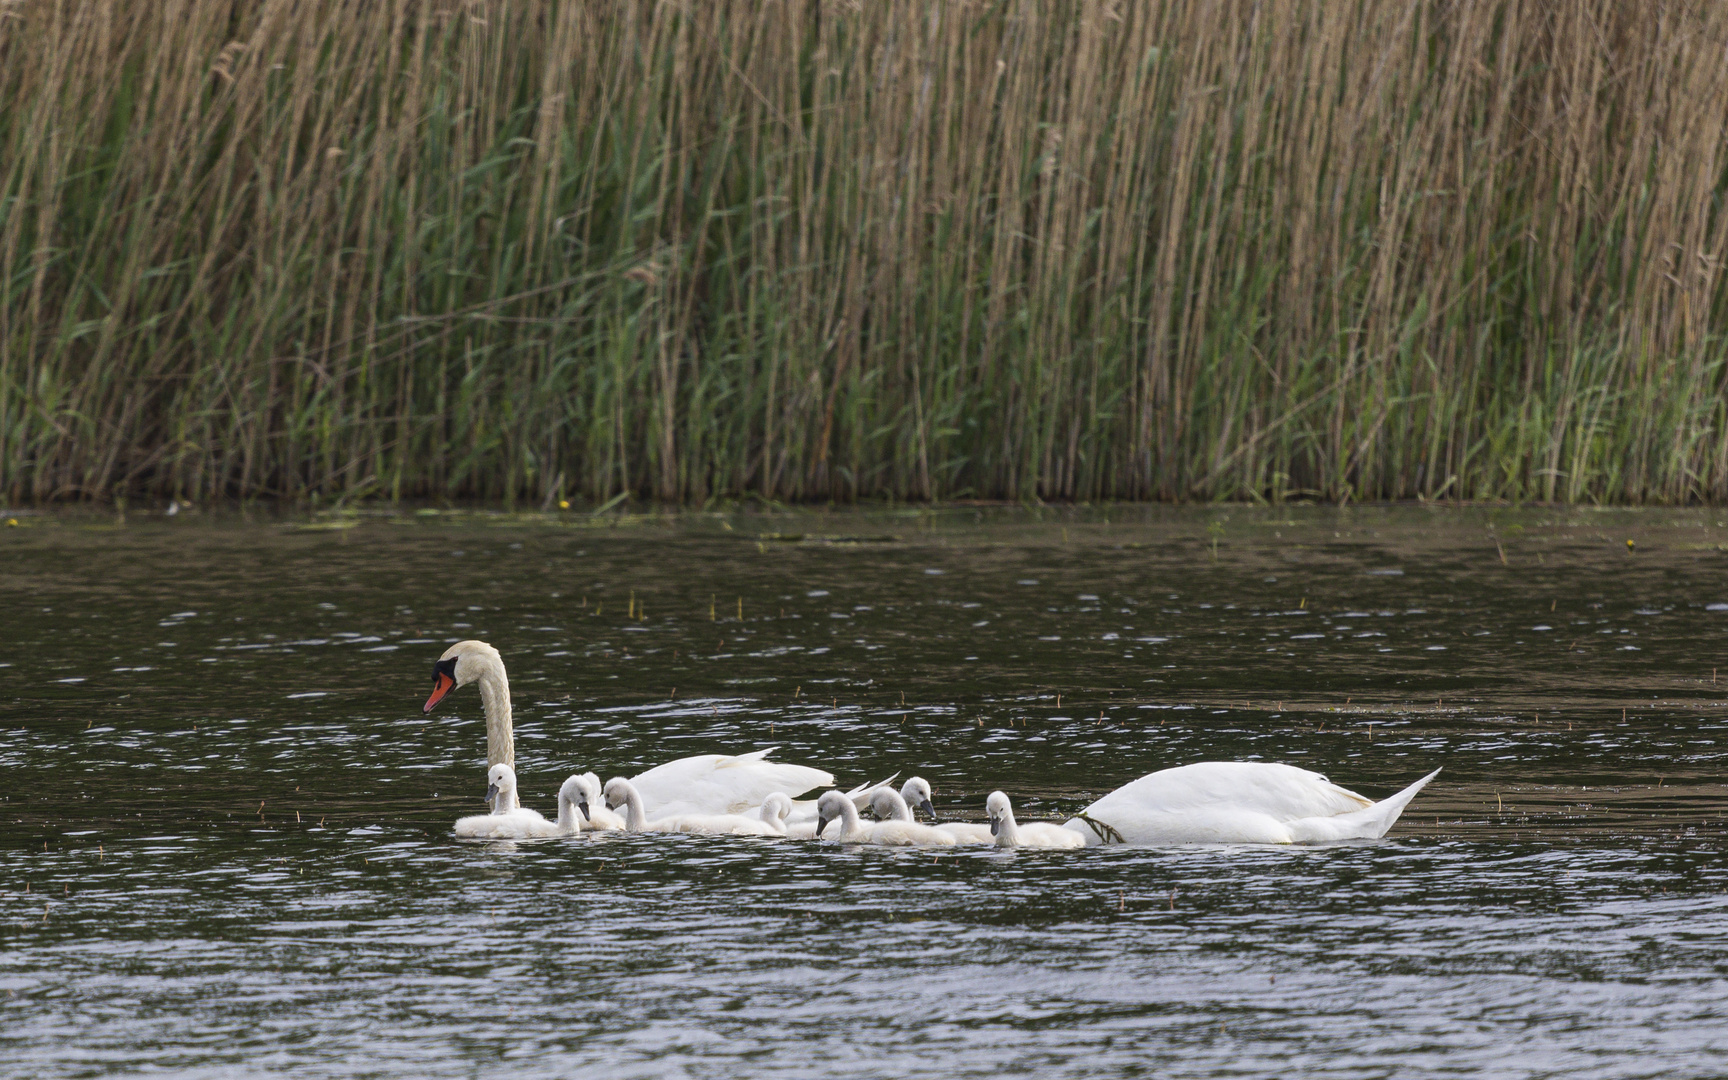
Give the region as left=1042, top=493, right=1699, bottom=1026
left=423, top=672, right=455, bottom=713
left=425, top=656, right=460, bottom=712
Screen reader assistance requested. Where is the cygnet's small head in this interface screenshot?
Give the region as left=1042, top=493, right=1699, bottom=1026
left=901, top=777, right=938, bottom=820
left=486, top=763, right=517, bottom=808
left=869, top=789, right=906, bottom=822
left=985, top=791, right=1012, bottom=836
left=602, top=777, right=632, bottom=810
left=759, top=792, right=793, bottom=824
left=814, top=790, right=851, bottom=837
left=557, top=774, right=584, bottom=810
left=423, top=640, right=501, bottom=713
left=572, top=774, right=603, bottom=820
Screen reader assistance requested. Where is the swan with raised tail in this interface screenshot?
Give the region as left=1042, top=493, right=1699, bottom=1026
left=453, top=765, right=581, bottom=839
left=423, top=640, right=833, bottom=814
left=1061, top=763, right=1442, bottom=845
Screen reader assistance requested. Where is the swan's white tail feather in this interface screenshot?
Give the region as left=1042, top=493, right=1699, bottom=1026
left=717, top=748, right=777, bottom=768
left=749, top=763, right=835, bottom=800
left=1299, top=768, right=1440, bottom=841
left=845, top=773, right=900, bottom=798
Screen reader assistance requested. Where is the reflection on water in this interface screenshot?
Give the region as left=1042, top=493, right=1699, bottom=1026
left=3, top=505, right=1726, bottom=1078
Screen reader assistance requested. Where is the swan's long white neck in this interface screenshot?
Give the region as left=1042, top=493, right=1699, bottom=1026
left=993, top=804, right=1019, bottom=848
left=474, top=657, right=514, bottom=770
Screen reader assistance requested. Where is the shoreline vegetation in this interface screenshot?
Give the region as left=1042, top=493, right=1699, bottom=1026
left=3, top=1, right=1726, bottom=507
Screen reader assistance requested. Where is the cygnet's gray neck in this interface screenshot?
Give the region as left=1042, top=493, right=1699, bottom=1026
left=556, top=791, right=581, bottom=831
left=828, top=798, right=861, bottom=839
left=620, top=785, right=648, bottom=831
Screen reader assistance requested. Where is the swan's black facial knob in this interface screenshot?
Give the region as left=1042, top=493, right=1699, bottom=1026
left=424, top=656, right=458, bottom=713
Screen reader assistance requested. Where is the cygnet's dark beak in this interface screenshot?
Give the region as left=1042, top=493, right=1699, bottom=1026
left=485, top=782, right=499, bottom=807
left=815, top=815, right=832, bottom=837
left=920, top=799, right=939, bottom=822
left=578, top=798, right=591, bottom=822
left=989, top=817, right=1001, bottom=837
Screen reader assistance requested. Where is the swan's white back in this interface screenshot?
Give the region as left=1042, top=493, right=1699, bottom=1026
left=629, top=748, right=835, bottom=817
left=1061, top=763, right=1441, bottom=845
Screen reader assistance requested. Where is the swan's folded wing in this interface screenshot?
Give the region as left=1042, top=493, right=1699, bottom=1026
left=1081, top=762, right=1371, bottom=828
left=631, top=751, right=836, bottom=815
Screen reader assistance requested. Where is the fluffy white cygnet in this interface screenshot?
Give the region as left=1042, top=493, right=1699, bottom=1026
left=869, top=787, right=993, bottom=844
left=815, top=790, right=958, bottom=847
left=756, top=793, right=795, bottom=836
left=745, top=774, right=898, bottom=829
left=985, top=791, right=1086, bottom=849
left=453, top=764, right=574, bottom=839
left=893, top=778, right=995, bottom=844
left=571, top=772, right=627, bottom=832
left=604, top=777, right=783, bottom=836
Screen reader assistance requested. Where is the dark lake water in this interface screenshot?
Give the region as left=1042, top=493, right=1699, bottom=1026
left=3, top=504, right=1726, bottom=1078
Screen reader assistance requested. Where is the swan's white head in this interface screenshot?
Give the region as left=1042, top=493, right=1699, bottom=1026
left=759, top=792, right=793, bottom=825
left=486, top=763, right=518, bottom=811
left=423, top=640, right=502, bottom=713
left=814, top=790, right=853, bottom=837
left=901, top=777, right=938, bottom=821
left=985, top=791, right=1013, bottom=836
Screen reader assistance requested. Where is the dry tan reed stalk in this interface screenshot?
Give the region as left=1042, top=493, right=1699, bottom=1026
left=0, top=0, right=1725, bottom=505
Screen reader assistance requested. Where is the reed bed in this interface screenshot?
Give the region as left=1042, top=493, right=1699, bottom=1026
left=2, top=0, right=1726, bottom=505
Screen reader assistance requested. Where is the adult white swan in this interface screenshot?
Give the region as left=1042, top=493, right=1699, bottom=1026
left=423, top=640, right=834, bottom=814
left=985, top=791, right=1086, bottom=849
left=1060, top=763, right=1441, bottom=845
left=870, top=786, right=993, bottom=845
left=454, top=764, right=580, bottom=839
left=603, top=778, right=785, bottom=836
left=814, top=790, right=958, bottom=847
